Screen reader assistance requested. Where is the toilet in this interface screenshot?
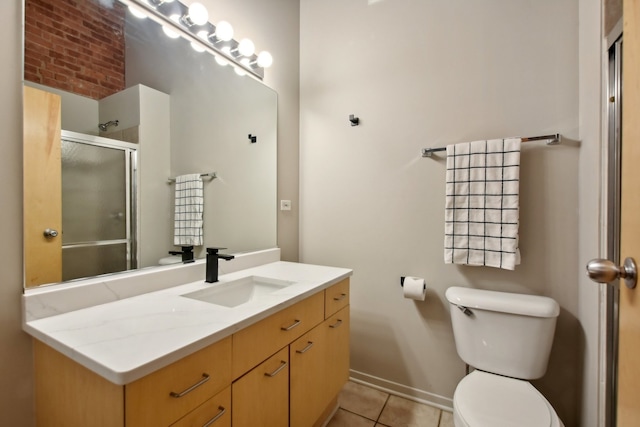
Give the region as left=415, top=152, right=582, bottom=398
left=158, top=255, right=182, bottom=265
left=445, top=287, right=564, bottom=427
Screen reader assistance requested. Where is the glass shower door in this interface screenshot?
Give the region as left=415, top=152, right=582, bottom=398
left=61, top=132, right=137, bottom=281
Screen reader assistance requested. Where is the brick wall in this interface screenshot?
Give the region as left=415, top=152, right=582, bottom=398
left=24, top=0, right=126, bottom=100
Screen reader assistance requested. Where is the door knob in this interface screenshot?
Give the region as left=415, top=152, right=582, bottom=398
left=586, top=257, right=637, bottom=289
left=43, top=228, right=59, bottom=238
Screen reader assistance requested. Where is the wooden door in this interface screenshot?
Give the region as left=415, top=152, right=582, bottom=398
left=23, top=85, right=62, bottom=287
left=618, top=1, right=640, bottom=424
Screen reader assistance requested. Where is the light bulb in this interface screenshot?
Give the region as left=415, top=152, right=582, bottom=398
left=191, top=42, right=205, bottom=52
left=216, top=47, right=230, bottom=66
left=197, top=30, right=209, bottom=41
left=215, top=21, right=234, bottom=42
left=129, top=5, right=147, bottom=19
left=162, top=25, right=179, bottom=38
left=238, top=38, right=255, bottom=57
left=187, top=2, right=209, bottom=26
left=234, top=66, right=247, bottom=76
left=257, top=51, right=273, bottom=68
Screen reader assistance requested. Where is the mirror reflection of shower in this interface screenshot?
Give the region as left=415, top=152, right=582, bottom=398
left=60, top=131, right=137, bottom=281
left=98, top=119, right=119, bottom=132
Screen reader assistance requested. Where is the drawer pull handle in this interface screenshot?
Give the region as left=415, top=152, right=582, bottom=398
left=169, top=373, right=210, bottom=398
left=281, top=319, right=301, bottom=331
left=203, top=406, right=226, bottom=427
left=264, top=360, right=288, bottom=377
left=295, top=341, right=314, bottom=354
left=329, top=319, right=343, bottom=329
left=333, top=293, right=347, bottom=301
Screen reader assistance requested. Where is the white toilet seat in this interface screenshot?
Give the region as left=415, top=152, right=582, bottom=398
left=453, top=371, right=563, bottom=427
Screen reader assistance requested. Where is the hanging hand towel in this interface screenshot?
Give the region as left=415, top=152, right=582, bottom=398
left=174, top=174, right=204, bottom=246
left=444, top=138, right=521, bottom=270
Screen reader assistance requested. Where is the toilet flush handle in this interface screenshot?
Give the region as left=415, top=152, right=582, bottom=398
left=457, top=305, right=473, bottom=316
left=586, top=258, right=637, bottom=289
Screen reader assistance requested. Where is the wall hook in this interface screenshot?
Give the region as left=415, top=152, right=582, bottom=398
left=248, top=134, right=257, bottom=143
left=349, top=114, right=360, bottom=126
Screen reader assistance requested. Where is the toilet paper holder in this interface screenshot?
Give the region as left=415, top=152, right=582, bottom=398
left=400, top=276, right=426, bottom=290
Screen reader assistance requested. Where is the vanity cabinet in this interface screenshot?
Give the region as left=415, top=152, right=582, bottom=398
left=32, top=278, right=350, bottom=427
left=232, top=279, right=350, bottom=427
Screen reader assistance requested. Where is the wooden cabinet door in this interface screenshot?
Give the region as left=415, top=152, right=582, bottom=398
left=324, top=307, right=350, bottom=400
left=23, top=85, right=62, bottom=287
left=290, top=322, right=329, bottom=427
left=232, top=347, right=289, bottom=427
left=290, top=306, right=350, bottom=427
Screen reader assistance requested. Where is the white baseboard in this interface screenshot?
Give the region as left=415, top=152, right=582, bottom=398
left=349, top=369, right=454, bottom=412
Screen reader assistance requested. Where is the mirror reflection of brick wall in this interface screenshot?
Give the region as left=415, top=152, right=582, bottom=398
left=24, top=0, right=126, bottom=100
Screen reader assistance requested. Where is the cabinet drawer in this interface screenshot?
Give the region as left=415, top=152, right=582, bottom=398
left=232, top=347, right=289, bottom=427
left=126, top=336, right=232, bottom=426
left=324, top=278, right=350, bottom=318
left=170, top=386, right=231, bottom=427
left=232, top=292, right=324, bottom=379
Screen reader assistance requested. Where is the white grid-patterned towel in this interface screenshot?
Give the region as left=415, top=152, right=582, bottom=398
left=444, top=138, right=521, bottom=270
left=174, top=174, right=204, bottom=246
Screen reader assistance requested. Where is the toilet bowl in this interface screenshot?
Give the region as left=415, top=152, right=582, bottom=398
left=453, top=371, right=563, bottom=427
left=445, top=287, right=563, bottom=427
left=158, top=255, right=182, bottom=265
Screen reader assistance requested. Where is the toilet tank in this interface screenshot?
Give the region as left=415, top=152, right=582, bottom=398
left=445, top=287, right=560, bottom=380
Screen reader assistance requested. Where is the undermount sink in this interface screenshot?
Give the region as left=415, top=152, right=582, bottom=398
left=182, top=276, right=296, bottom=308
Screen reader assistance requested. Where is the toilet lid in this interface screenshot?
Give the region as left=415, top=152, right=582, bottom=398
left=454, top=371, right=554, bottom=427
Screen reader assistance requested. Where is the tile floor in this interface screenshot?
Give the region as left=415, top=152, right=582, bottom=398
left=327, top=381, right=454, bottom=427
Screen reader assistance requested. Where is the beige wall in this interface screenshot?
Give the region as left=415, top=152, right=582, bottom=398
left=300, top=0, right=583, bottom=424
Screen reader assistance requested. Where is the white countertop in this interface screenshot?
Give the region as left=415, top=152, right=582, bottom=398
left=23, top=261, right=352, bottom=385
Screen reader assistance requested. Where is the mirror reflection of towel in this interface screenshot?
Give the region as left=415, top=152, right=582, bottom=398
left=444, top=138, right=521, bottom=270
left=174, top=174, right=204, bottom=246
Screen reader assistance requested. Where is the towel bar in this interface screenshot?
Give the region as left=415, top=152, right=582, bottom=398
left=421, top=133, right=561, bottom=157
left=167, top=172, right=217, bottom=183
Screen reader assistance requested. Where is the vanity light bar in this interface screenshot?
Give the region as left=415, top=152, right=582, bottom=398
left=117, top=0, right=268, bottom=80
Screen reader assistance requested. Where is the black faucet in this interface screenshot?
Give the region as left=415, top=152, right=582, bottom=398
left=205, top=247, right=235, bottom=283
left=169, top=246, right=195, bottom=263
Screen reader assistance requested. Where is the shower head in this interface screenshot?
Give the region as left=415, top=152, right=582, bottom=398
left=98, top=120, right=119, bottom=132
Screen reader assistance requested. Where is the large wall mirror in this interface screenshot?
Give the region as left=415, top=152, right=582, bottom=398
left=23, top=0, right=277, bottom=288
